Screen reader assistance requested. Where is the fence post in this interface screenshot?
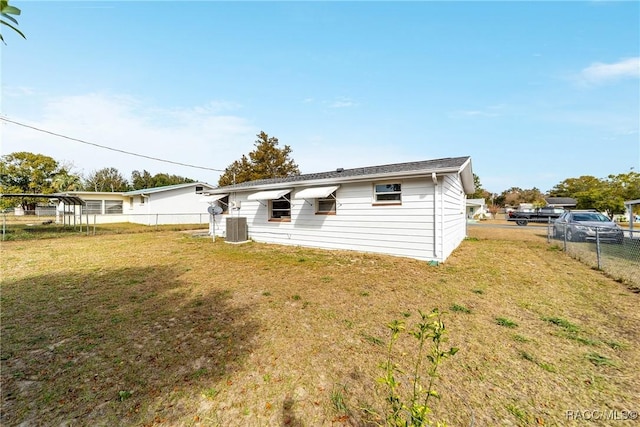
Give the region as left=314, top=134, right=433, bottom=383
left=595, top=227, right=602, bottom=270
left=563, top=224, right=567, bottom=252
left=547, top=217, right=551, bottom=243
left=2, top=213, right=5, bottom=241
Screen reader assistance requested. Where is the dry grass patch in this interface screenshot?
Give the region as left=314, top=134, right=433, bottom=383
left=1, top=225, right=639, bottom=426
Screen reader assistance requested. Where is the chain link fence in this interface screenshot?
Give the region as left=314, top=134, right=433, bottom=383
left=1, top=211, right=211, bottom=241
left=547, top=221, right=640, bottom=291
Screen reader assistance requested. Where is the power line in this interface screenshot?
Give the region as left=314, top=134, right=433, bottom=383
left=0, top=115, right=226, bottom=172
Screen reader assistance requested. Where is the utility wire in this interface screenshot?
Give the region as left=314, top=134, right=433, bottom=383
left=0, top=115, right=226, bottom=172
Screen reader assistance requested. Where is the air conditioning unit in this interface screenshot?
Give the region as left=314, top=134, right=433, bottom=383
left=226, top=217, right=248, bottom=243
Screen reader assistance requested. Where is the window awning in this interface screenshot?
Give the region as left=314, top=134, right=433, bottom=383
left=293, top=185, right=339, bottom=199
left=247, top=189, right=292, bottom=201
left=199, top=194, right=228, bottom=203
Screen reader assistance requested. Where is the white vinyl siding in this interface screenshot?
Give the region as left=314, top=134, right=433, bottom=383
left=441, top=174, right=467, bottom=260
left=216, top=177, right=449, bottom=261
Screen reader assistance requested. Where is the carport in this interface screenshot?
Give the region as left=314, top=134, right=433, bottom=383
left=1, top=193, right=87, bottom=239
left=624, top=199, right=640, bottom=231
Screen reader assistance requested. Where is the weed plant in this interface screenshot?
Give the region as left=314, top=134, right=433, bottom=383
left=495, top=317, right=518, bottom=328
left=379, top=309, right=458, bottom=427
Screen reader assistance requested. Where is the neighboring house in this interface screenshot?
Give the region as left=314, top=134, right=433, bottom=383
left=64, top=182, right=216, bottom=225
left=466, top=198, right=487, bottom=219
left=201, top=156, right=474, bottom=263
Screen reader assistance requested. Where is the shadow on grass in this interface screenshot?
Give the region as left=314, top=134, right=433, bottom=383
left=1, top=265, right=258, bottom=425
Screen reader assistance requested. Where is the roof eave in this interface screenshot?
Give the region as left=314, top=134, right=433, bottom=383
left=459, top=157, right=475, bottom=195
left=211, top=165, right=472, bottom=194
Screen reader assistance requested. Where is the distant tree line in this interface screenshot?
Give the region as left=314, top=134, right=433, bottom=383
left=0, top=130, right=299, bottom=212
left=548, top=173, right=639, bottom=215
left=474, top=172, right=640, bottom=215
left=0, top=151, right=195, bottom=211
left=2, top=143, right=637, bottom=216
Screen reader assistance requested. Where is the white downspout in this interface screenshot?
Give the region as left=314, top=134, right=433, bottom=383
left=432, top=173, right=438, bottom=260
left=440, top=178, right=445, bottom=260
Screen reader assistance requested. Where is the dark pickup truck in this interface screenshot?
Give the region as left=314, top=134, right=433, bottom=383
left=508, top=207, right=565, bottom=226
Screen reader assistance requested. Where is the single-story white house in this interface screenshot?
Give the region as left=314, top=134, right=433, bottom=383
left=201, top=156, right=475, bottom=263
left=62, top=182, right=217, bottom=225
left=466, top=198, right=488, bottom=220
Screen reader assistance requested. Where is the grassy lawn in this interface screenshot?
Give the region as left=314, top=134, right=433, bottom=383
left=1, top=224, right=638, bottom=426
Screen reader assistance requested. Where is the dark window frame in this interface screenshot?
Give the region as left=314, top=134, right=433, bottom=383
left=269, top=193, right=292, bottom=221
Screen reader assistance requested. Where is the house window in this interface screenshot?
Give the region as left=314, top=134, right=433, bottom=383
left=317, top=192, right=337, bottom=214
left=270, top=193, right=291, bottom=220
left=84, top=200, right=102, bottom=215
left=105, top=200, right=123, bottom=214
left=374, top=183, right=402, bottom=204
left=195, top=186, right=203, bottom=193
left=129, top=197, right=134, bottom=209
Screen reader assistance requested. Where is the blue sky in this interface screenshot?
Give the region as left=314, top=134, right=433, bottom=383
left=1, top=1, right=639, bottom=194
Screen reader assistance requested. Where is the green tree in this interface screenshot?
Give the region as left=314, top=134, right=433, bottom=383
left=131, top=170, right=154, bottom=190
left=83, top=167, right=130, bottom=192
left=218, top=131, right=300, bottom=186
left=0, top=152, right=61, bottom=211
left=131, top=170, right=195, bottom=190
left=549, top=173, right=640, bottom=215
left=496, top=187, right=545, bottom=208
left=603, top=172, right=640, bottom=214
left=470, top=173, right=492, bottom=200
left=52, top=165, right=82, bottom=192
left=549, top=175, right=606, bottom=210
left=1, top=0, right=25, bottom=44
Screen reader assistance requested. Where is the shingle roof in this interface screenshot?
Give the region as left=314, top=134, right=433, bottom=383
left=217, top=156, right=471, bottom=191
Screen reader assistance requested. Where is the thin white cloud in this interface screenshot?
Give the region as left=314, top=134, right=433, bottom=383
left=449, top=104, right=505, bottom=119
left=580, top=57, right=640, bottom=84
left=2, top=92, right=256, bottom=183
left=2, top=86, right=37, bottom=97
left=329, top=97, right=356, bottom=108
